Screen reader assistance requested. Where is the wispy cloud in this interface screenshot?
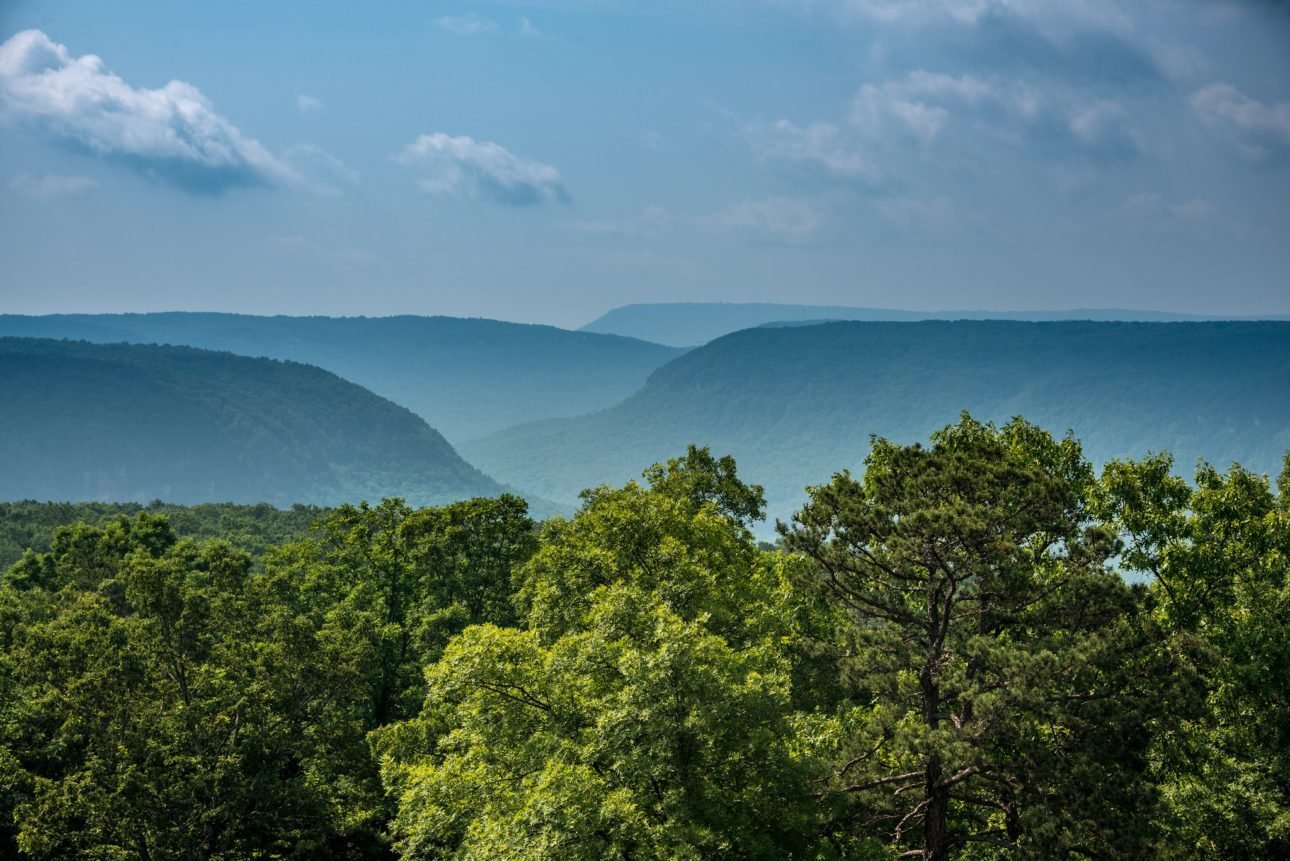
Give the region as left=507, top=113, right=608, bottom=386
left=518, top=16, right=544, bottom=38
left=282, top=144, right=359, bottom=195
left=852, top=70, right=1142, bottom=159
left=783, top=1, right=1163, bottom=88
left=744, top=119, right=879, bottom=181
left=787, top=0, right=1132, bottom=35
left=435, top=14, right=499, bottom=36
left=0, top=30, right=297, bottom=194
left=394, top=133, right=567, bottom=205
left=296, top=94, right=324, bottom=114
left=706, top=196, right=824, bottom=242
left=10, top=171, right=97, bottom=199
left=1191, top=82, right=1290, bottom=162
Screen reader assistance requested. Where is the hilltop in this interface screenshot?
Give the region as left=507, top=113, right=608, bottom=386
left=464, top=320, right=1290, bottom=528
left=0, top=338, right=506, bottom=507
left=0, top=314, right=684, bottom=442
left=579, top=302, right=1290, bottom=347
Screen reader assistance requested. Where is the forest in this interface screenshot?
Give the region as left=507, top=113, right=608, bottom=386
left=0, top=338, right=504, bottom=508
left=465, top=320, right=1290, bottom=525
left=1, top=416, right=1285, bottom=860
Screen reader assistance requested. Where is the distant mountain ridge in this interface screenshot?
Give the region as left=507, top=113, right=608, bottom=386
left=464, top=320, right=1290, bottom=530
left=580, top=302, right=1290, bottom=347
left=0, top=313, right=684, bottom=442
left=0, top=338, right=508, bottom=508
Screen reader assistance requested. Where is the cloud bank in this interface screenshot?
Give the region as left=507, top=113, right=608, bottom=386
left=395, top=133, right=567, bottom=205
left=0, top=30, right=300, bottom=193
left=1191, top=82, right=1290, bottom=162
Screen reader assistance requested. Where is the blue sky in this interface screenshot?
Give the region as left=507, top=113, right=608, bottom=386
left=1, top=0, right=1287, bottom=327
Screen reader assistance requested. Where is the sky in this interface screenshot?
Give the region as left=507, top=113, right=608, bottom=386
left=0, top=0, right=1288, bottom=328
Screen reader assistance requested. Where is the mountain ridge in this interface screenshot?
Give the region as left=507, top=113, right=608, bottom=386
left=0, top=313, right=684, bottom=442
left=0, top=337, right=511, bottom=509
left=464, top=320, right=1290, bottom=530
left=580, top=302, right=1290, bottom=347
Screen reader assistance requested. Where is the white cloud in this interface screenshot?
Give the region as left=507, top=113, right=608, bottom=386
left=786, top=0, right=1131, bottom=34
left=745, top=119, right=879, bottom=180
left=1066, top=99, right=1137, bottom=150
left=395, top=133, right=566, bottom=205
left=518, top=16, right=544, bottom=38
left=10, top=172, right=97, bottom=199
left=0, top=29, right=297, bottom=193
left=707, top=196, right=824, bottom=242
left=852, top=70, right=1139, bottom=158
left=296, top=94, right=324, bottom=113
left=282, top=144, right=359, bottom=195
left=853, top=72, right=1030, bottom=143
left=436, top=14, right=499, bottom=35
left=1191, top=83, right=1290, bottom=161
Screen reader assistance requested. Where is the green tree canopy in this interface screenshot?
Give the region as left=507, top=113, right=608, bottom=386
left=377, top=450, right=836, bottom=860
left=1098, top=454, right=1290, bottom=858
left=781, top=415, right=1198, bottom=860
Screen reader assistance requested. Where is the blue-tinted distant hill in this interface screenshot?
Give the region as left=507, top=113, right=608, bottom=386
left=0, top=338, right=508, bottom=508
left=464, top=321, right=1290, bottom=530
left=0, top=314, right=684, bottom=442
left=580, top=302, right=1290, bottom=347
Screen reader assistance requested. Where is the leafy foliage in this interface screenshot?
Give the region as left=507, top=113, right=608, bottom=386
left=376, top=452, right=838, bottom=859
left=782, top=416, right=1200, bottom=859
left=0, top=421, right=1285, bottom=860
left=1, top=496, right=538, bottom=860
left=1098, top=454, right=1290, bottom=858
left=0, top=500, right=326, bottom=571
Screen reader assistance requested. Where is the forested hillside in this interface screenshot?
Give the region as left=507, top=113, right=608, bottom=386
left=0, top=338, right=505, bottom=507
left=464, top=321, right=1290, bottom=526
left=0, top=501, right=327, bottom=570
left=578, top=302, right=1288, bottom=346
left=2, top=426, right=1285, bottom=859
left=0, top=314, right=683, bottom=441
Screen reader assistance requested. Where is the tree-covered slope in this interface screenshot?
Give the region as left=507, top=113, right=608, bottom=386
left=580, top=302, right=1290, bottom=347
left=463, top=321, right=1290, bottom=527
left=0, top=500, right=328, bottom=571
left=0, top=338, right=506, bottom=507
left=0, top=313, right=683, bottom=442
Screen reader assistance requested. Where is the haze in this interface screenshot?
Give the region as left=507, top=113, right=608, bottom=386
left=2, top=0, right=1288, bottom=327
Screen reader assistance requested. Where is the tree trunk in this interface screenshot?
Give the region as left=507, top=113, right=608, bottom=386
left=923, top=752, right=950, bottom=861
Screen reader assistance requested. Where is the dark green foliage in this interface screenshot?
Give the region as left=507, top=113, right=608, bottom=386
left=0, top=314, right=683, bottom=442
left=1098, top=455, right=1290, bottom=858
left=465, top=320, right=1290, bottom=527
left=0, top=500, right=326, bottom=571
left=0, top=421, right=1285, bottom=860
left=782, top=417, right=1200, bottom=859
left=0, top=338, right=505, bottom=508
left=1, top=496, right=539, bottom=860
